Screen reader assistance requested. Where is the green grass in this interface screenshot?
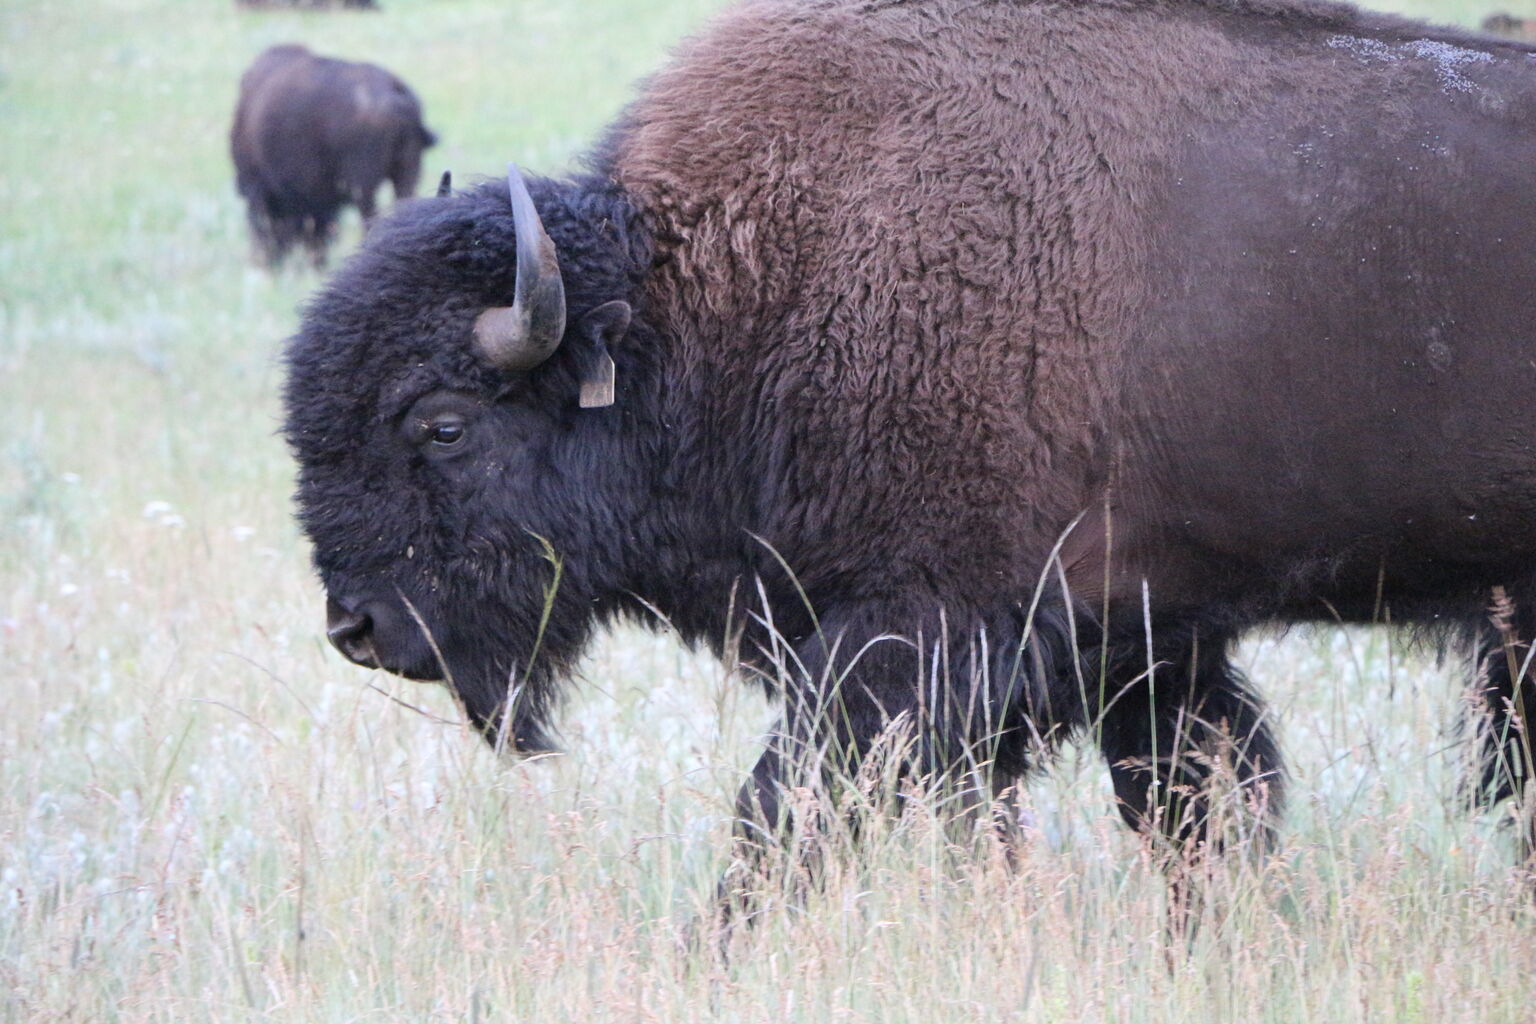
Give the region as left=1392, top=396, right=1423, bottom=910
left=5, top=0, right=1536, bottom=1020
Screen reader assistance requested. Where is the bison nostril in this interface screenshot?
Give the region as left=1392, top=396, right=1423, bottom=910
left=326, top=611, right=369, bottom=644
left=325, top=598, right=377, bottom=666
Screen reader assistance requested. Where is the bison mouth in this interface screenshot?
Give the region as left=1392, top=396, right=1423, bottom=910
left=325, top=594, right=447, bottom=682
left=323, top=593, right=551, bottom=751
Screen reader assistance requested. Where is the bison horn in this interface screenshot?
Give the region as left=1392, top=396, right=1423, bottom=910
left=472, top=165, right=567, bottom=371
left=436, top=170, right=452, bottom=198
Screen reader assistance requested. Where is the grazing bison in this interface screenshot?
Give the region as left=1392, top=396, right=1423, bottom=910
left=231, top=45, right=434, bottom=267
left=284, top=0, right=1536, bottom=885
left=235, top=1, right=379, bottom=12
left=1482, top=12, right=1536, bottom=40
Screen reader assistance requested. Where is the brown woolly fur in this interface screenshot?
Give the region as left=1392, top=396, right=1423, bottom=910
left=285, top=0, right=1536, bottom=899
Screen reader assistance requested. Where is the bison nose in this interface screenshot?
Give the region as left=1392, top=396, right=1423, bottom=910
left=326, top=597, right=379, bottom=668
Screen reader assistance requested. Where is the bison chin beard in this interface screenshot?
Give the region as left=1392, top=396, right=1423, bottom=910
left=444, top=651, right=564, bottom=755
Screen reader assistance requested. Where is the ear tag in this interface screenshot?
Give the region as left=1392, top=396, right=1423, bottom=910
left=579, top=343, right=616, bottom=408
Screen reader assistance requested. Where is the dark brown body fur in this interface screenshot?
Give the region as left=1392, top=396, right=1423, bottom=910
left=611, top=0, right=1536, bottom=828
left=618, top=0, right=1536, bottom=626
left=286, top=0, right=1536, bottom=881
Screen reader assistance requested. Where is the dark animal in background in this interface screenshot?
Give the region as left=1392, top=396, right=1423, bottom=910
left=231, top=44, right=433, bottom=268
left=284, top=0, right=1536, bottom=899
left=235, top=0, right=379, bottom=10
left=1482, top=11, right=1536, bottom=40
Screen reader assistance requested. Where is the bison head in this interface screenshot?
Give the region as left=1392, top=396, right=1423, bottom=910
left=283, top=167, right=655, bottom=751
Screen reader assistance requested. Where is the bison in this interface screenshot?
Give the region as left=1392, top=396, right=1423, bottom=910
left=283, top=0, right=1536, bottom=894
left=231, top=45, right=434, bottom=268
left=1482, top=12, right=1536, bottom=41
left=235, top=1, right=379, bottom=10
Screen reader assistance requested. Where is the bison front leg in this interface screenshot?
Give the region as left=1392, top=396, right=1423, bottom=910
left=712, top=611, right=1027, bottom=940
left=1094, top=622, right=1283, bottom=859
left=714, top=705, right=910, bottom=937
left=713, top=737, right=799, bottom=932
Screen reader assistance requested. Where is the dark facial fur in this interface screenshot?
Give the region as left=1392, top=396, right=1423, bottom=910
left=284, top=176, right=657, bottom=749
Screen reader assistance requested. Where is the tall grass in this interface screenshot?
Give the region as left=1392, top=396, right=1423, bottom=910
left=5, top=0, right=1536, bottom=1020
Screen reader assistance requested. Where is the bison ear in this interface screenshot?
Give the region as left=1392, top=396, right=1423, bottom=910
left=576, top=300, right=631, bottom=409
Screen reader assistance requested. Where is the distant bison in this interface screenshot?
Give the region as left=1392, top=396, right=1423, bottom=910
left=235, top=1, right=379, bottom=10
left=231, top=45, right=434, bottom=268
left=286, top=0, right=1536, bottom=896
left=1482, top=11, right=1536, bottom=40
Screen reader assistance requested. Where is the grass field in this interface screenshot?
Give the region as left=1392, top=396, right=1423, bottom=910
left=6, top=0, right=1536, bottom=1020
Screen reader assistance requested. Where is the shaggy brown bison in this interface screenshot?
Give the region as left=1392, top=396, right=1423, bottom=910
left=283, top=0, right=1536, bottom=891
left=235, top=1, right=379, bottom=12
left=1482, top=11, right=1536, bottom=40
left=231, top=45, right=433, bottom=267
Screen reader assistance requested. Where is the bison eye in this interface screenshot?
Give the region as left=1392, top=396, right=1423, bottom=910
left=402, top=393, right=479, bottom=454
left=427, top=419, right=465, bottom=447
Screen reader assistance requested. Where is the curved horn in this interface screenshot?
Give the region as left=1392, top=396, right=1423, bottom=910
left=435, top=170, right=452, bottom=198
left=473, top=164, right=567, bottom=371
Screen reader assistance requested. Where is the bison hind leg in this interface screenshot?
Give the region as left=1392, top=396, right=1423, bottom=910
left=1463, top=589, right=1536, bottom=859
left=1094, top=620, right=1284, bottom=859
left=242, top=194, right=291, bottom=268
left=299, top=211, right=338, bottom=270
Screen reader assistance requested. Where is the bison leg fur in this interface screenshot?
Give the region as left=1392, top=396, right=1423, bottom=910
left=353, top=184, right=378, bottom=229
left=301, top=211, right=337, bottom=270
left=243, top=196, right=289, bottom=268
left=711, top=607, right=1044, bottom=939
left=1094, top=623, right=1283, bottom=860
left=1466, top=588, right=1536, bottom=860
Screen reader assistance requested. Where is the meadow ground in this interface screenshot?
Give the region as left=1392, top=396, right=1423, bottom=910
left=6, top=0, right=1536, bottom=1020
